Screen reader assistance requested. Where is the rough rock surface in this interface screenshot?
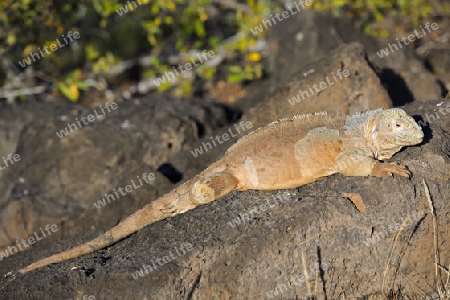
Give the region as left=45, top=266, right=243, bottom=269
left=1, top=11, right=450, bottom=300
left=0, top=97, right=235, bottom=250
left=266, top=10, right=446, bottom=104
left=0, top=40, right=398, bottom=253
left=243, top=42, right=393, bottom=130
left=1, top=100, right=449, bottom=299
left=169, top=42, right=399, bottom=184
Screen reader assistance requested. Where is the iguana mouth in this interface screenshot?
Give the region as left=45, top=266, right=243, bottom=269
left=402, top=130, right=424, bottom=145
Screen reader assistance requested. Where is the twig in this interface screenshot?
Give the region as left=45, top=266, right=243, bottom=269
left=436, top=264, right=450, bottom=276
left=302, top=250, right=312, bottom=298
left=0, top=86, right=46, bottom=99
left=211, top=0, right=251, bottom=13
left=314, top=266, right=319, bottom=298
left=422, top=179, right=441, bottom=292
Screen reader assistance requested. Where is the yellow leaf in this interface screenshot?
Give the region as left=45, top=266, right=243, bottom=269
left=164, top=16, right=173, bottom=24
left=200, top=13, right=208, bottom=22
left=248, top=52, right=261, bottom=62
left=167, top=1, right=175, bottom=11
left=23, top=45, right=35, bottom=56
left=69, top=84, right=79, bottom=101
left=7, top=32, right=16, bottom=45
left=151, top=5, right=159, bottom=14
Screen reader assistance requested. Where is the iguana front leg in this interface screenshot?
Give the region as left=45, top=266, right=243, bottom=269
left=334, top=148, right=411, bottom=178
left=333, top=148, right=410, bottom=211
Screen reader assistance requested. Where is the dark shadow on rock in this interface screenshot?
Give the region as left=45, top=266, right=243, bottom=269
left=379, top=68, right=415, bottom=106
left=413, top=115, right=432, bottom=145
left=317, top=246, right=327, bottom=300
left=157, top=163, right=183, bottom=184
left=436, top=79, right=449, bottom=97
left=410, top=213, right=427, bottom=239
left=216, top=103, right=243, bottom=124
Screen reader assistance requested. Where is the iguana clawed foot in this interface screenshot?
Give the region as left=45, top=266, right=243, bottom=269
left=160, top=200, right=179, bottom=215
left=371, top=162, right=411, bottom=178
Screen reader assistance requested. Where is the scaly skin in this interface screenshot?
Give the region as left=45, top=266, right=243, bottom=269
left=18, top=108, right=423, bottom=274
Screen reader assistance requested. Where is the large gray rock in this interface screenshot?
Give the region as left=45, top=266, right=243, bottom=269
left=169, top=42, right=398, bottom=189
left=0, top=97, right=233, bottom=250
left=244, top=42, right=393, bottom=130
left=265, top=10, right=444, bottom=105
left=1, top=100, right=448, bottom=299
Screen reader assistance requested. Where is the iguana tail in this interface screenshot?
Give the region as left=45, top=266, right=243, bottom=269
left=18, top=162, right=240, bottom=274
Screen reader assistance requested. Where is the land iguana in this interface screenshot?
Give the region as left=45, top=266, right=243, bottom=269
left=18, top=108, right=424, bottom=274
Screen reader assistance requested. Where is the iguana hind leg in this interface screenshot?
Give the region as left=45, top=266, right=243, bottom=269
left=18, top=169, right=240, bottom=274
left=190, top=171, right=240, bottom=205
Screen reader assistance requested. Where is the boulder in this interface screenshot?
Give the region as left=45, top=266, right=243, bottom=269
left=1, top=100, right=448, bottom=299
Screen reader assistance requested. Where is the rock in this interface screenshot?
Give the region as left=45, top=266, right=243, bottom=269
left=427, top=49, right=450, bottom=76
left=375, top=54, right=445, bottom=103
left=426, top=49, right=450, bottom=92
left=266, top=10, right=384, bottom=89
left=169, top=42, right=395, bottom=182
left=3, top=33, right=398, bottom=256
left=1, top=10, right=449, bottom=299
left=263, top=9, right=444, bottom=105
left=244, top=42, right=393, bottom=130
left=0, top=97, right=234, bottom=251
left=1, top=100, right=448, bottom=299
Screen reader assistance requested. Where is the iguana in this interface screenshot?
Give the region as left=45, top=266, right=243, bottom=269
left=18, top=108, right=424, bottom=274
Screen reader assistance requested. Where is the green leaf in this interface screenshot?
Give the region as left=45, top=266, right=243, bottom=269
left=194, top=20, right=205, bottom=37
left=76, top=81, right=89, bottom=90
left=143, top=69, right=156, bottom=78
left=228, top=73, right=243, bottom=83
left=229, top=65, right=242, bottom=73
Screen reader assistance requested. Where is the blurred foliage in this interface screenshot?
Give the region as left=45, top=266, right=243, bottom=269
left=0, top=0, right=268, bottom=101
left=310, top=0, right=450, bottom=36
left=0, top=0, right=448, bottom=101
left=56, top=69, right=89, bottom=102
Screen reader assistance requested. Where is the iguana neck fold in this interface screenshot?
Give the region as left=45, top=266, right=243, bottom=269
left=343, top=109, right=383, bottom=159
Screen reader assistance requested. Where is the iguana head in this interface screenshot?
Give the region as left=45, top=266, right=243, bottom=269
left=371, top=108, right=424, bottom=160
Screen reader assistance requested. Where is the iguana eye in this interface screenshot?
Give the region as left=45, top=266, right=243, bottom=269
left=396, top=123, right=401, bottom=127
